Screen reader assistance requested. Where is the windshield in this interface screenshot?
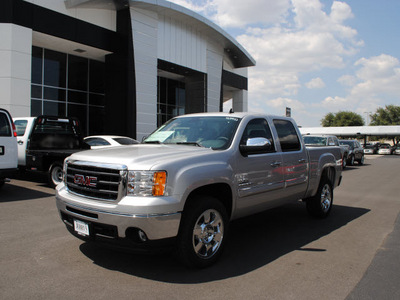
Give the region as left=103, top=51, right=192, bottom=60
left=303, top=136, right=327, bottom=146
left=340, top=140, right=354, bottom=149
left=144, top=116, right=241, bottom=150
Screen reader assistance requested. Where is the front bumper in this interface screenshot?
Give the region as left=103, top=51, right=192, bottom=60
left=56, top=183, right=181, bottom=250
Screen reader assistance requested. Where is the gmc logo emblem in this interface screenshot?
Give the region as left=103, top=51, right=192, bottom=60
left=74, top=174, right=97, bottom=187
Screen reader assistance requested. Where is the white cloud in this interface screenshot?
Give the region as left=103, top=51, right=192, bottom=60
left=306, top=77, right=325, bottom=89
left=337, top=75, right=357, bottom=86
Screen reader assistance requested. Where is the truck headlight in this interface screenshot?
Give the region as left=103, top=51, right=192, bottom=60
left=127, top=171, right=167, bottom=196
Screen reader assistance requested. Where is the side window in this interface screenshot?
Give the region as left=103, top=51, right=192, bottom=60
left=0, top=113, right=12, bottom=137
left=241, top=118, right=274, bottom=151
left=273, top=119, right=301, bottom=152
left=14, top=120, right=28, bottom=136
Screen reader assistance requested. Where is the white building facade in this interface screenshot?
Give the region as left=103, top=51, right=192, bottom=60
left=0, top=0, right=255, bottom=139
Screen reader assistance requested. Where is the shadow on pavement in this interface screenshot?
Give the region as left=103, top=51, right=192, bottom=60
left=0, top=181, right=54, bottom=202
left=79, top=202, right=369, bottom=283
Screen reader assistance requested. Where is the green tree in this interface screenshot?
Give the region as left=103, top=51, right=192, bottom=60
left=370, top=105, right=400, bottom=126
left=369, top=105, right=400, bottom=144
left=321, top=111, right=364, bottom=127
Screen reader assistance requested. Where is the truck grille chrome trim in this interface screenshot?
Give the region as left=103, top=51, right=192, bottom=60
left=65, top=160, right=127, bottom=201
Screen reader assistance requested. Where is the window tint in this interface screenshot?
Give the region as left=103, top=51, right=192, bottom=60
left=0, top=113, right=11, bottom=137
left=241, top=118, right=274, bottom=150
left=273, top=119, right=301, bottom=152
left=85, top=138, right=110, bottom=146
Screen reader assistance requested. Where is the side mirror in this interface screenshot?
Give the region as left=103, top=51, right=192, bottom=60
left=240, top=137, right=273, bottom=156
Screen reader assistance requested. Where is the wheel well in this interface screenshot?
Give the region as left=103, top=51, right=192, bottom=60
left=322, top=167, right=335, bottom=185
left=184, top=183, right=233, bottom=218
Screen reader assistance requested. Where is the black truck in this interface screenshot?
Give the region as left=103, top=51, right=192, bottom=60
left=14, top=116, right=90, bottom=187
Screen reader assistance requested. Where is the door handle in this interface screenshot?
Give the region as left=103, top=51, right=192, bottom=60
left=270, top=161, right=281, bottom=168
left=18, top=140, right=24, bottom=145
left=298, top=158, right=306, bottom=163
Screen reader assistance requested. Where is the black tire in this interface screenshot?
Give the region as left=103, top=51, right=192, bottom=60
left=358, top=155, right=364, bottom=165
left=342, top=155, right=347, bottom=169
left=177, top=196, right=228, bottom=268
left=48, top=162, right=63, bottom=188
left=349, top=155, right=355, bottom=166
left=0, top=179, right=5, bottom=189
left=306, top=177, right=333, bottom=218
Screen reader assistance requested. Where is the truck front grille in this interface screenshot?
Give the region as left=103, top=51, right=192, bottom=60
left=65, top=160, right=127, bottom=201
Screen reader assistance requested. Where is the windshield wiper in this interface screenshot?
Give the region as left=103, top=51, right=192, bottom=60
left=176, top=142, right=203, bottom=147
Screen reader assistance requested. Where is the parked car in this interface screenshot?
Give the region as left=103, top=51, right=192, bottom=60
left=0, top=108, right=18, bottom=188
left=339, top=140, right=365, bottom=165
left=303, top=135, right=348, bottom=168
left=378, top=143, right=392, bottom=155
left=394, top=145, right=400, bottom=155
left=13, top=116, right=90, bottom=187
left=363, top=143, right=380, bottom=154
left=84, top=135, right=139, bottom=149
left=56, top=112, right=343, bottom=268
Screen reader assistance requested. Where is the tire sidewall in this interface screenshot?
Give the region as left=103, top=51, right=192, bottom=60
left=48, top=162, right=63, bottom=188
left=306, top=177, right=333, bottom=218
left=177, top=196, right=229, bottom=268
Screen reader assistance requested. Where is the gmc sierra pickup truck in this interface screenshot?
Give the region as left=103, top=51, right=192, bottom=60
left=56, top=112, right=342, bottom=267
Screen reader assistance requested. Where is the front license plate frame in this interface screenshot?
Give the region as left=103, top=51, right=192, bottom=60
left=74, top=219, right=90, bottom=236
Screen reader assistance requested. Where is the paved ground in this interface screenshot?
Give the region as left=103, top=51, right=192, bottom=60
left=0, top=155, right=399, bottom=299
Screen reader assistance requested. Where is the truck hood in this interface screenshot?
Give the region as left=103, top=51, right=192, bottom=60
left=68, top=144, right=217, bottom=169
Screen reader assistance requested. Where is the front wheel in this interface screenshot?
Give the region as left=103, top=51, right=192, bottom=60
left=48, top=162, right=63, bottom=188
left=177, top=196, right=228, bottom=268
left=306, top=177, right=333, bottom=218
left=358, top=155, right=364, bottom=165
left=349, top=155, right=355, bottom=166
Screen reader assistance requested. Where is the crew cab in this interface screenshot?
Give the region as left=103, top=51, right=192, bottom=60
left=0, top=108, right=17, bottom=189
left=56, top=113, right=342, bottom=267
left=14, top=116, right=89, bottom=187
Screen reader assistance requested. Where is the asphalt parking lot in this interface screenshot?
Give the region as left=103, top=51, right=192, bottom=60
left=1, top=155, right=400, bottom=299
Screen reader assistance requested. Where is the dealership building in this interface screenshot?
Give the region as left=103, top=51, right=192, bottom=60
left=0, top=0, right=255, bottom=139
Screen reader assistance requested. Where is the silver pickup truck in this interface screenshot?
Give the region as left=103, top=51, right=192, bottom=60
left=56, top=112, right=342, bottom=267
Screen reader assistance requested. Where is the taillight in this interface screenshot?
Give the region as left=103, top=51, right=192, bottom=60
left=11, top=122, right=17, bottom=137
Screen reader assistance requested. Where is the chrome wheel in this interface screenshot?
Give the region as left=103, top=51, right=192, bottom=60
left=192, top=209, right=224, bottom=259
left=50, top=164, right=63, bottom=187
left=320, top=184, right=332, bottom=213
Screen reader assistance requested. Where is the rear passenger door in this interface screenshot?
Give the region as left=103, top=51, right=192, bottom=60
left=273, top=119, right=308, bottom=200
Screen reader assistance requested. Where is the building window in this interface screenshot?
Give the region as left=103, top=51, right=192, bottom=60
left=157, top=77, right=185, bottom=126
left=30, top=46, right=105, bottom=135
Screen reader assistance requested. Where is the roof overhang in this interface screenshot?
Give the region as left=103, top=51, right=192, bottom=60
left=300, top=126, right=400, bottom=137
left=65, top=0, right=256, bottom=68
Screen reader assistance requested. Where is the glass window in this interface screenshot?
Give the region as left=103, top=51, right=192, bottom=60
left=14, top=120, right=28, bottom=136
left=0, top=113, right=11, bottom=136
left=240, top=118, right=274, bottom=151
left=44, top=87, right=66, bottom=102
left=44, top=49, right=66, bottom=88
left=31, top=47, right=43, bottom=84
left=273, top=119, right=301, bottom=152
left=31, top=100, right=42, bottom=117
left=68, top=54, right=88, bottom=91
left=85, top=137, right=110, bottom=146
left=68, top=90, right=87, bottom=104
left=43, top=101, right=66, bottom=116
left=31, top=85, right=42, bottom=99
left=89, top=60, right=105, bottom=93
left=68, top=103, right=87, bottom=133
left=157, top=76, right=185, bottom=126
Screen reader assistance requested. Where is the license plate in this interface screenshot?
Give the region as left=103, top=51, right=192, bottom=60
left=0, top=146, right=4, bottom=155
left=74, top=219, right=89, bottom=236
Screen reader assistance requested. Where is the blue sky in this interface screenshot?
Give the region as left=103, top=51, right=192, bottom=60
left=169, top=0, right=400, bottom=127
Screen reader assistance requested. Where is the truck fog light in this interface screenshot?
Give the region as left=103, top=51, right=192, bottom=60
left=138, top=230, right=147, bottom=242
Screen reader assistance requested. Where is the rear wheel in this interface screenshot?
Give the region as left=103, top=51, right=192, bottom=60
left=177, top=196, right=228, bottom=268
left=48, top=162, right=63, bottom=188
left=306, top=177, right=333, bottom=218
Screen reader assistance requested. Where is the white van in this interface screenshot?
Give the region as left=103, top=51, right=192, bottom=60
left=0, top=108, right=18, bottom=188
